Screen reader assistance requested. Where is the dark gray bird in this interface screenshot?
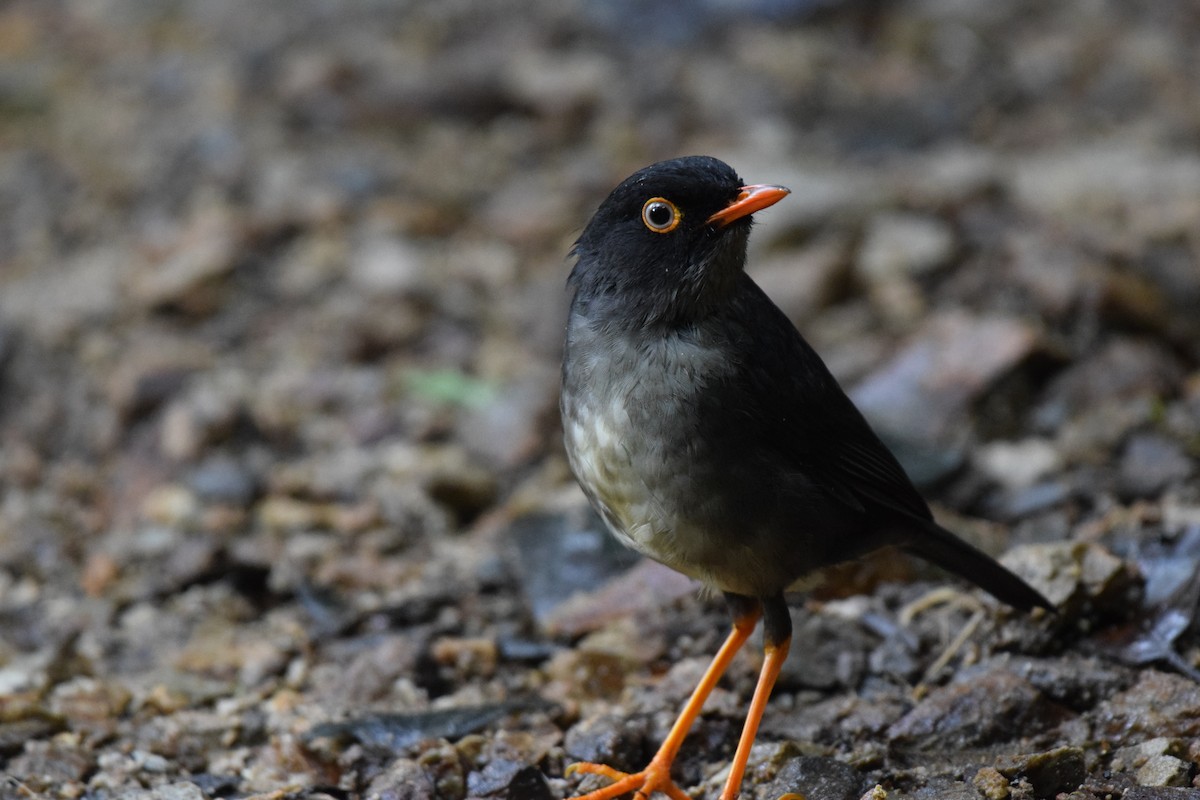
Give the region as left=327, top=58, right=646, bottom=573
left=559, top=155, right=1051, bottom=800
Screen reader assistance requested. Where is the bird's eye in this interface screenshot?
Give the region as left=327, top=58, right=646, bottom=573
left=641, top=198, right=681, bottom=233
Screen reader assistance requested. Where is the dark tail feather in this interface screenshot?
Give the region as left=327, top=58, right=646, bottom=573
left=904, top=518, right=1053, bottom=612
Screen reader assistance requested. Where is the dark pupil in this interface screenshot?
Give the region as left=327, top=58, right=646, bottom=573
left=648, top=203, right=672, bottom=227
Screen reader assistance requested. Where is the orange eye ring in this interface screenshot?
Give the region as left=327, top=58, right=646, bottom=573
left=641, top=197, right=682, bottom=233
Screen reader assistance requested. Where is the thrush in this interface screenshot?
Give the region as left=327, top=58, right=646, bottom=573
left=559, top=155, right=1051, bottom=800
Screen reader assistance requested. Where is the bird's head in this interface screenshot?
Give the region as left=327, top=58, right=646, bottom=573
left=569, top=156, right=789, bottom=328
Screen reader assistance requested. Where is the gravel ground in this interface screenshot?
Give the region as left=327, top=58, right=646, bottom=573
left=1, top=2, right=1199, bottom=799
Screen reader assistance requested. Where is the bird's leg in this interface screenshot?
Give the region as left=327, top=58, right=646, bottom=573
left=719, top=594, right=791, bottom=800
left=566, top=595, right=763, bottom=800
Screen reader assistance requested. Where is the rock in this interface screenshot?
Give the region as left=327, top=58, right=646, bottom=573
left=563, top=713, right=652, bottom=775
left=1008, top=145, right=1200, bottom=238
left=130, top=208, right=240, bottom=314
left=1005, top=655, right=1134, bottom=712
left=994, top=746, right=1087, bottom=798
left=468, top=763, right=554, bottom=800
left=851, top=312, right=1040, bottom=445
left=750, top=234, right=851, bottom=322
left=541, top=559, right=696, bottom=640
left=887, top=664, right=1056, bottom=751
left=1136, top=756, right=1190, bottom=788
left=778, top=610, right=874, bottom=691
left=973, top=438, right=1063, bottom=491
left=364, top=757, right=438, bottom=800
left=349, top=232, right=429, bottom=295
left=0, top=246, right=126, bottom=342
left=186, top=457, right=259, bottom=506
left=1035, top=338, right=1183, bottom=453
left=858, top=212, right=955, bottom=280
left=1118, top=434, right=1194, bottom=499
left=112, top=783, right=207, bottom=800
left=1110, top=739, right=1194, bottom=788
left=505, top=507, right=642, bottom=629
left=7, top=738, right=93, bottom=794
left=765, top=755, right=867, bottom=800
left=972, top=767, right=1010, bottom=800
left=106, top=339, right=214, bottom=425
left=1092, top=670, right=1200, bottom=746
left=999, top=541, right=1141, bottom=615
left=1122, top=788, right=1200, bottom=800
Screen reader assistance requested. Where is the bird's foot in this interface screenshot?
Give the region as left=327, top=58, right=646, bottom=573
left=565, top=760, right=693, bottom=800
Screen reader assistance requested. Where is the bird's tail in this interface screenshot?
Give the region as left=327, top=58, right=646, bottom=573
left=903, top=518, right=1053, bottom=612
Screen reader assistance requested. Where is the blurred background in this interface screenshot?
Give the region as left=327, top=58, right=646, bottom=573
left=1, top=1, right=1199, bottom=797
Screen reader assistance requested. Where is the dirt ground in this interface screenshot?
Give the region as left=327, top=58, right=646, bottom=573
left=1, top=1, right=1199, bottom=799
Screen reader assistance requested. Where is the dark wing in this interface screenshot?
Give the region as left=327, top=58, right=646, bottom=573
left=723, top=277, right=1051, bottom=611
left=726, top=277, right=933, bottom=524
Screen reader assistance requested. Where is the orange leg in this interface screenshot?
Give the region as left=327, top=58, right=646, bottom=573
left=718, top=634, right=791, bottom=800
left=565, top=602, right=763, bottom=800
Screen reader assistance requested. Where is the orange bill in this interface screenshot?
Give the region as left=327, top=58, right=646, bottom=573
left=706, top=184, right=790, bottom=227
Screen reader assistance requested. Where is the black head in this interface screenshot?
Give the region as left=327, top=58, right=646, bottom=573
left=569, top=156, right=789, bottom=329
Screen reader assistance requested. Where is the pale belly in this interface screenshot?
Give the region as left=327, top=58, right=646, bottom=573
left=561, top=326, right=769, bottom=592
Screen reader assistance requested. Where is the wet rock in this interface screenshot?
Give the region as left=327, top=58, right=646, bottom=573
left=887, top=664, right=1058, bottom=751
left=1118, top=434, right=1194, bottom=499
left=851, top=312, right=1040, bottom=445
left=765, top=755, right=867, bottom=800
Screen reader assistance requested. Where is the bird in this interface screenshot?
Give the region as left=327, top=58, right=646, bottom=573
left=558, top=155, right=1052, bottom=800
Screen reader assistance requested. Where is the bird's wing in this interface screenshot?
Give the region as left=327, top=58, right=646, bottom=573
left=730, top=279, right=933, bottom=524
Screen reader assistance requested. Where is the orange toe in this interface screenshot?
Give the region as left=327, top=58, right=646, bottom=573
left=565, top=761, right=693, bottom=800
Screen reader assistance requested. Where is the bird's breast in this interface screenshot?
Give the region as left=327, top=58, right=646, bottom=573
left=561, top=320, right=739, bottom=575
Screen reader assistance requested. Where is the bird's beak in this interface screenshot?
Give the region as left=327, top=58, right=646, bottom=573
left=706, top=184, right=791, bottom=228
